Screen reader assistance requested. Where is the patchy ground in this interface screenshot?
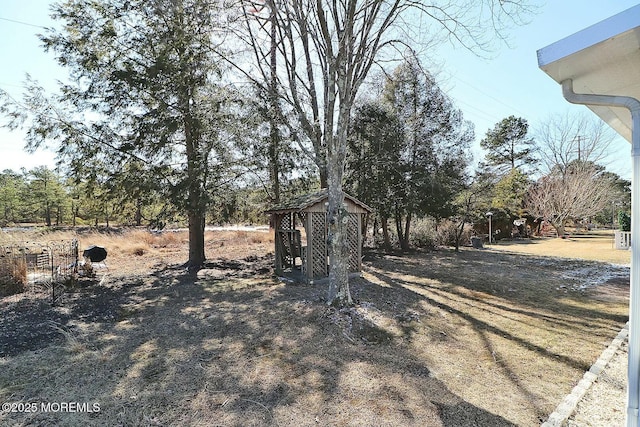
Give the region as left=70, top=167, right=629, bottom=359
left=0, top=230, right=630, bottom=426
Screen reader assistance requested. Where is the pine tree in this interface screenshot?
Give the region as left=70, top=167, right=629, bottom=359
left=382, top=58, right=473, bottom=250
left=480, top=116, right=537, bottom=175
left=1, top=0, right=232, bottom=268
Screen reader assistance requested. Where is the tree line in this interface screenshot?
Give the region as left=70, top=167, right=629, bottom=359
left=0, top=0, right=628, bottom=306
left=2, top=81, right=629, bottom=242
left=0, top=165, right=285, bottom=227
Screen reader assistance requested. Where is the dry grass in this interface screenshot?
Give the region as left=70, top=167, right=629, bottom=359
left=0, top=258, right=27, bottom=296
left=0, top=228, right=629, bottom=426
left=0, top=227, right=273, bottom=277
left=489, top=229, right=630, bottom=265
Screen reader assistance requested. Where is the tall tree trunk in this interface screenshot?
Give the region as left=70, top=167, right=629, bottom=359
left=326, top=110, right=352, bottom=306
left=184, top=99, right=207, bottom=269
left=268, top=128, right=281, bottom=204
left=267, top=1, right=281, bottom=204
left=395, top=206, right=404, bottom=248
left=319, top=167, right=328, bottom=189
left=454, top=220, right=465, bottom=252
left=45, top=201, right=52, bottom=227
left=381, top=216, right=392, bottom=252
left=188, top=210, right=206, bottom=267
left=135, top=198, right=142, bottom=227
left=326, top=174, right=351, bottom=306
left=403, top=211, right=412, bottom=251
left=186, top=145, right=206, bottom=268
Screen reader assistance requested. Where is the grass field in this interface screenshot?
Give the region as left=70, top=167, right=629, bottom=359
left=0, top=228, right=630, bottom=426
left=489, top=229, right=630, bottom=265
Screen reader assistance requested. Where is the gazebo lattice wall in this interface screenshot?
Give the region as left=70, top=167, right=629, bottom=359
left=266, top=190, right=371, bottom=282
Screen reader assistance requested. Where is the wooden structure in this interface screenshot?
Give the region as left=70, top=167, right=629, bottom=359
left=265, top=189, right=371, bottom=282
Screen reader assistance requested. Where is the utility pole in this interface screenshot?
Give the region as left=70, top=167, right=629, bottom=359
left=573, top=134, right=584, bottom=162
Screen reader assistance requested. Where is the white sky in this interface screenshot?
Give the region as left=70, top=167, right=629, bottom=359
left=0, top=0, right=638, bottom=178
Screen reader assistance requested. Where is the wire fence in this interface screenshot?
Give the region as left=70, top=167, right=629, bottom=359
left=0, top=240, right=79, bottom=304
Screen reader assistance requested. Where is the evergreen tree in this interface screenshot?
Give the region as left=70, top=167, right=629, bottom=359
left=27, top=167, right=69, bottom=226
left=1, top=0, right=233, bottom=268
left=0, top=170, right=26, bottom=225
left=382, top=58, right=473, bottom=250
left=346, top=101, right=404, bottom=250
left=492, top=168, right=531, bottom=217
left=480, top=116, right=537, bottom=175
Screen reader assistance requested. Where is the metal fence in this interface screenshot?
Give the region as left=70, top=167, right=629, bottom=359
left=0, top=240, right=79, bottom=304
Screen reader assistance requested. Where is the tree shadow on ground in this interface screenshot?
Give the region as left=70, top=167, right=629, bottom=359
left=349, top=248, right=628, bottom=424
left=0, top=254, right=521, bottom=426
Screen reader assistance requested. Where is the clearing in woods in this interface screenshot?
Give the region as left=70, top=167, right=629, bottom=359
left=0, top=228, right=629, bottom=426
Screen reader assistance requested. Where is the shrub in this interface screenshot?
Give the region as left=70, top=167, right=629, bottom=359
left=409, top=218, right=437, bottom=249
left=131, top=247, right=146, bottom=256
left=372, top=217, right=472, bottom=250
left=619, top=211, right=631, bottom=232
left=409, top=218, right=472, bottom=249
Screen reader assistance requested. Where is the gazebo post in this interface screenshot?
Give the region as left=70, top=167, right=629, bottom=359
left=274, top=213, right=283, bottom=274
left=305, top=210, right=312, bottom=280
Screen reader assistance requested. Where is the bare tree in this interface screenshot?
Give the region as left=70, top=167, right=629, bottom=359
left=526, top=165, right=612, bottom=237
left=237, top=0, right=534, bottom=306
left=536, top=110, right=617, bottom=175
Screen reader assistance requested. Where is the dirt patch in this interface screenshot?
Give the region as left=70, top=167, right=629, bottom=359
left=0, top=253, right=274, bottom=357
left=1, top=278, right=140, bottom=357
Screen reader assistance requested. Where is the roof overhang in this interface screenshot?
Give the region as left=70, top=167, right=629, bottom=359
left=264, top=189, right=372, bottom=215
left=537, top=4, right=640, bottom=143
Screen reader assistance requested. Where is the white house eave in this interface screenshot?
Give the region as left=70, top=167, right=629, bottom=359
left=537, top=4, right=640, bottom=143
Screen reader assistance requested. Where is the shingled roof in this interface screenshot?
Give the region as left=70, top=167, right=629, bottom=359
left=264, top=189, right=372, bottom=215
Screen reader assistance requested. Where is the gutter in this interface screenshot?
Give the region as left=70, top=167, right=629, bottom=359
left=561, top=78, right=640, bottom=427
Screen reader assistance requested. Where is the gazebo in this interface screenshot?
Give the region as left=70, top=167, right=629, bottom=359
left=265, top=189, right=372, bottom=283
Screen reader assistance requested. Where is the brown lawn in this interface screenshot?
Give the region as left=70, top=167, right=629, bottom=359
left=0, top=228, right=629, bottom=426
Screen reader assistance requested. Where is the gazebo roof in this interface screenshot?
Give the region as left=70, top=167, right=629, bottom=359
left=265, top=189, right=372, bottom=215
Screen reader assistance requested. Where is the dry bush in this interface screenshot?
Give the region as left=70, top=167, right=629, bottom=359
left=50, top=323, right=88, bottom=354
left=154, top=231, right=184, bottom=246
left=126, top=230, right=157, bottom=246
left=408, top=218, right=437, bottom=249
left=409, top=218, right=472, bottom=249
left=250, top=232, right=273, bottom=244
left=125, top=229, right=185, bottom=248
left=434, top=219, right=472, bottom=247
left=0, top=257, right=27, bottom=296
